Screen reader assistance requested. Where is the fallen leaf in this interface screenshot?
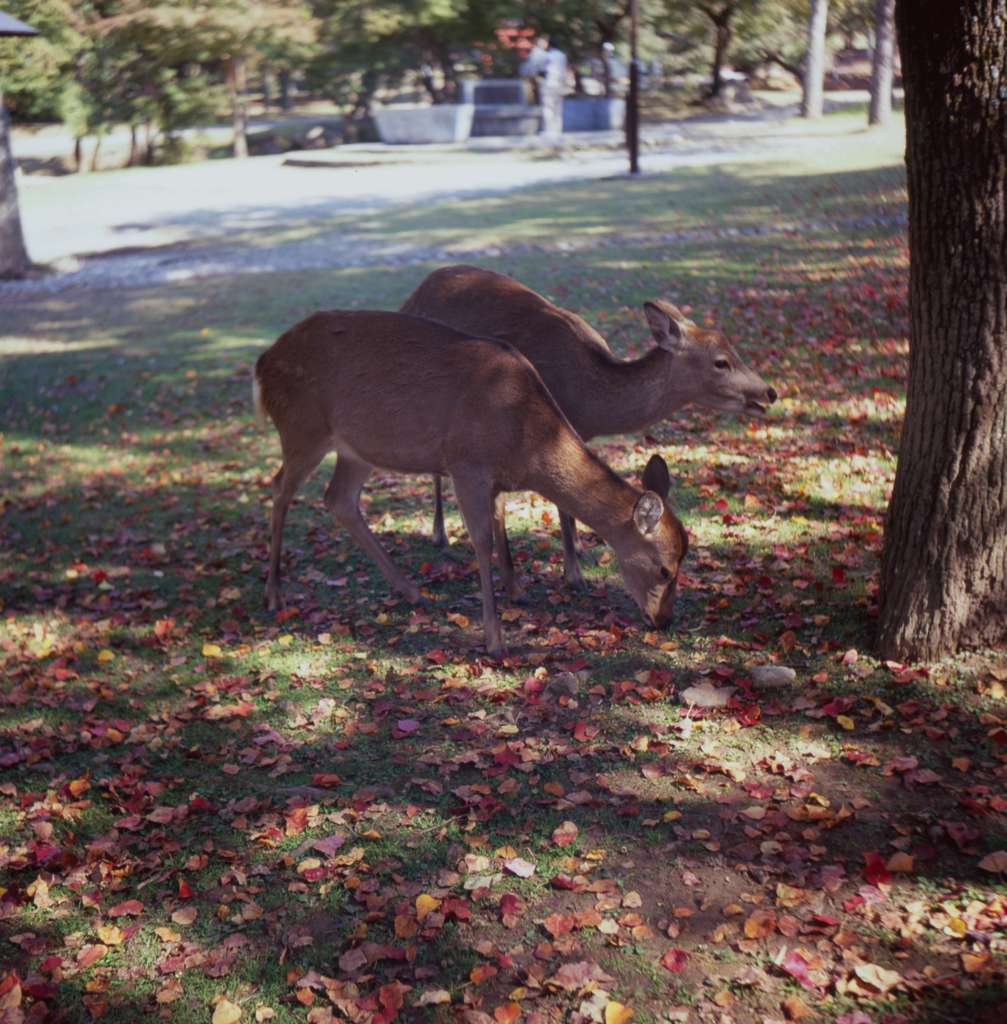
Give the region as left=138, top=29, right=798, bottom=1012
left=605, top=1002, right=635, bottom=1024
left=416, top=894, right=441, bottom=921
left=978, top=850, right=1007, bottom=873
left=212, top=998, right=242, bottom=1024
left=504, top=857, right=535, bottom=878
left=681, top=682, right=734, bottom=708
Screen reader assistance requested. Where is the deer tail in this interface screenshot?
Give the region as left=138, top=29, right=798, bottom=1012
left=252, top=362, right=268, bottom=428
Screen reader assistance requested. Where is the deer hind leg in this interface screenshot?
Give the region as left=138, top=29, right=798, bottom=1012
left=452, top=472, right=503, bottom=657
left=431, top=474, right=448, bottom=547
left=492, top=492, right=525, bottom=602
left=559, top=508, right=585, bottom=588
left=266, top=443, right=327, bottom=611
left=324, top=453, right=420, bottom=603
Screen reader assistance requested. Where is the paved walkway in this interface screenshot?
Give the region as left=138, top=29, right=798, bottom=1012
left=4, top=97, right=894, bottom=298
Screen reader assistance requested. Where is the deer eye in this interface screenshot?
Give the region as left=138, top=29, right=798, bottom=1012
left=660, top=567, right=671, bottom=580
left=714, top=358, right=730, bottom=370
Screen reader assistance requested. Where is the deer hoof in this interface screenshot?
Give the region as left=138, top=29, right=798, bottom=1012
left=563, top=566, right=585, bottom=589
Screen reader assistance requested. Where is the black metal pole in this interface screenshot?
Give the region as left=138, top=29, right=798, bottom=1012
left=627, top=0, right=640, bottom=175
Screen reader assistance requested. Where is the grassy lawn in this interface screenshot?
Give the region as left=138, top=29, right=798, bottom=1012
left=2, top=131, right=1006, bottom=1024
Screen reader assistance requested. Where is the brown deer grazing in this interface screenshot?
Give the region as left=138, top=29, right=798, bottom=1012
left=253, top=310, right=689, bottom=656
left=401, top=264, right=776, bottom=585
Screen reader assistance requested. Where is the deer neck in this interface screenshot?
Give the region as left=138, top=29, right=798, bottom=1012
left=574, top=347, right=693, bottom=440
left=524, top=434, right=636, bottom=546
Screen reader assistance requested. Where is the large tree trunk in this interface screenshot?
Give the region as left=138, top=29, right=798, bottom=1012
left=227, top=55, right=249, bottom=159
left=801, top=0, right=829, bottom=117
left=868, top=0, right=897, bottom=125
left=0, top=95, right=32, bottom=278
left=877, top=0, right=1007, bottom=662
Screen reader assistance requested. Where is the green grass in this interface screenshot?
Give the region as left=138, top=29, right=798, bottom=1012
left=3, top=120, right=1006, bottom=1023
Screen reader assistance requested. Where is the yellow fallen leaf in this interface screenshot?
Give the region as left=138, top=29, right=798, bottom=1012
left=154, top=927, right=181, bottom=943
left=416, top=894, right=441, bottom=921
left=97, top=649, right=115, bottom=663
left=96, top=924, right=124, bottom=945
left=212, top=998, right=242, bottom=1024
left=836, top=715, right=855, bottom=731
left=202, top=643, right=223, bottom=658
left=606, top=1001, right=635, bottom=1024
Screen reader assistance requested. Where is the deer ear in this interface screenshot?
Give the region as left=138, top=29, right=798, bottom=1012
left=641, top=454, right=671, bottom=499
left=633, top=490, right=664, bottom=536
left=644, top=302, right=688, bottom=352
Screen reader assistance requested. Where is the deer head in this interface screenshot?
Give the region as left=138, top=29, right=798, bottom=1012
left=615, top=454, right=689, bottom=629
left=644, top=300, right=778, bottom=417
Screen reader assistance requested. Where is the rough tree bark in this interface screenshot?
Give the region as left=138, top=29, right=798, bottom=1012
left=878, top=0, right=1007, bottom=661
left=801, top=0, right=829, bottom=117
left=0, top=94, right=32, bottom=278
left=868, top=0, right=896, bottom=125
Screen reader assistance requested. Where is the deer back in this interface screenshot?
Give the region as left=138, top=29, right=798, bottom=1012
left=254, top=309, right=579, bottom=484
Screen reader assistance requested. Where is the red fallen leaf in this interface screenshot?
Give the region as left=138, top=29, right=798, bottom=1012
left=177, top=879, right=193, bottom=899
left=76, top=944, right=108, bottom=970
left=379, top=982, right=407, bottom=1013
left=499, top=893, right=525, bottom=927
left=0, top=971, right=22, bottom=1009
left=312, top=773, right=342, bottom=788
left=470, top=964, right=498, bottom=985
left=550, top=874, right=581, bottom=890
left=548, top=961, right=615, bottom=991
left=188, top=795, right=215, bottom=813
left=543, top=913, right=574, bottom=938
left=552, top=821, right=578, bottom=847
left=339, top=947, right=368, bottom=973
left=862, top=852, right=891, bottom=886
left=107, top=899, right=144, bottom=917
left=572, top=721, right=599, bottom=743
left=312, top=833, right=346, bottom=857
left=275, top=607, right=300, bottom=623
left=780, top=950, right=820, bottom=991
left=427, top=649, right=448, bottom=665
left=660, top=948, right=689, bottom=973
left=736, top=704, right=761, bottom=727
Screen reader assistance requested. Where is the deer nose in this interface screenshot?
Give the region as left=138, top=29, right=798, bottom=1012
left=766, top=386, right=778, bottom=404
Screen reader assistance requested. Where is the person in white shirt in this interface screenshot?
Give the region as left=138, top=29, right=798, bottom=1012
left=520, top=35, right=568, bottom=138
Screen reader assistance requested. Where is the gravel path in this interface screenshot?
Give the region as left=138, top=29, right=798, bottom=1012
left=3, top=103, right=898, bottom=300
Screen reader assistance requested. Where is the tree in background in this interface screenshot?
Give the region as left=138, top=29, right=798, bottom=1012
left=867, top=0, right=895, bottom=125
left=0, top=0, right=80, bottom=121
left=800, top=0, right=828, bottom=116
left=878, top=0, right=1007, bottom=661
left=97, top=1, right=315, bottom=159
left=1, top=6, right=37, bottom=278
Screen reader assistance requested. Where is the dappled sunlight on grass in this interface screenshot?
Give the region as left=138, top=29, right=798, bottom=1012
left=3, top=144, right=1006, bottom=1024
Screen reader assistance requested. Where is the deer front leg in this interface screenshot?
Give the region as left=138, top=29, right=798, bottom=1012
left=559, top=508, right=585, bottom=588
left=452, top=472, right=504, bottom=657
left=431, top=474, right=448, bottom=547
left=324, top=454, right=420, bottom=604
left=492, top=492, right=526, bottom=602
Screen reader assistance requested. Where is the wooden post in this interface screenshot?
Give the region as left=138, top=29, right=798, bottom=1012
left=627, top=0, right=640, bottom=175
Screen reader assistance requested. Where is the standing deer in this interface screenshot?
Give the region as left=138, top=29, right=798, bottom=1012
left=253, top=310, right=689, bottom=656
left=401, top=265, right=777, bottom=585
